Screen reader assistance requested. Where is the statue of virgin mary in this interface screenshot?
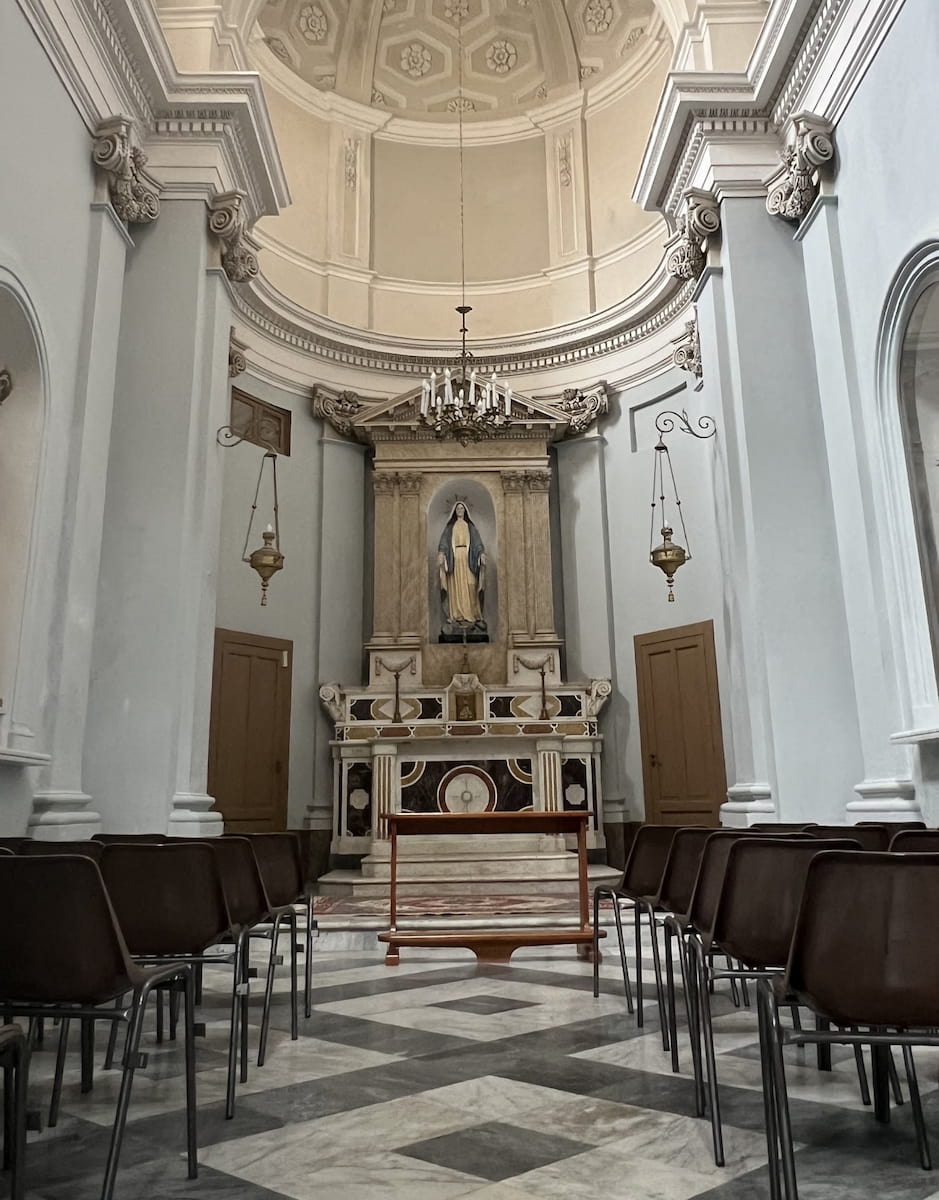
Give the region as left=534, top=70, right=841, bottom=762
left=437, top=501, right=488, bottom=641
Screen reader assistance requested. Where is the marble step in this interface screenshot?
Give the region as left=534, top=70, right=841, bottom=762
left=361, top=851, right=581, bottom=881
left=317, top=861, right=620, bottom=898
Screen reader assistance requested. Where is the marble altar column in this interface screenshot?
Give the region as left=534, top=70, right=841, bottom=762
left=501, top=471, right=528, bottom=639
left=371, top=472, right=398, bottom=644
left=397, top=472, right=423, bottom=645
left=371, top=743, right=399, bottom=841
left=526, top=470, right=557, bottom=640
left=536, top=738, right=564, bottom=812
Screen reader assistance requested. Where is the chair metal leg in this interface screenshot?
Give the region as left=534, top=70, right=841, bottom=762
left=289, top=911, right=299, bottom=1041
left=685, top=936, right=706, bottom=1118
left=103, top=1005, right=124, bottom=1071
left=646, top=906, right=669, bottom=1051
left=665, top=923, right=680, bottom=1073
left=3, top=1039, right=28, bottom=1200
left=48, top=1017, right=70, bottom=1128
left=634, top=902, right=644, bottom=1028
left=902, top=1045, right=931, bottom=1170
left=691, top=939, right=725, bottom=1166
left=849, top=1028, right=870, bottom=1106
left=169, top=985, right=179, bottom=1041
left=240, top=936, right=251, bottom=1084
left=102, top=991, right=149, bottom=1200
left=304, top=895, right=314, bottom=1020
left=225, top=941, right=243, bottom=1120
left=739, top=970, right=751, bottom=1008
left=726, top=957, right=741, bottom=1008
left=591, top=888, right=602, bottom=998
left=182, top=973, right=198, bottom=1180
left=155, top=990, right=164, bottom=1043
left=757, top=979, right=782, bottom=1200
left=258, top=916, right=282, bottom=1068
left=887, top=1047, right=904, bottom=1106
left=815, top=1016, right=831, bottom=1072
left=80, top=1017, right=94, bottom=1094
left=611, top=898, right=634, bottom=1014
left=762, top=981, right=799, bottom=1200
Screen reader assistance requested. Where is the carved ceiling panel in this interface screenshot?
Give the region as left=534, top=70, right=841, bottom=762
left=258, top=0, right=656, bottom=117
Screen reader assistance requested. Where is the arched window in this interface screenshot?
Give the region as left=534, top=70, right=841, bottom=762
left=899, top=282, right=939, bottom=676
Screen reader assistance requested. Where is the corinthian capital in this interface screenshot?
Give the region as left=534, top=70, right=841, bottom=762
left=207, top=191, right=260, bottom=283
left=672, top=313, right=702, bottom=379
left=228, top=328, right=247, bottom=378
left=92, top=116, right=161, bottom=224
left=312, top=387, right=364, bottom=438
left=766, top=114, right=835, bottom=223
left=665, top=189, right=720, bottom=281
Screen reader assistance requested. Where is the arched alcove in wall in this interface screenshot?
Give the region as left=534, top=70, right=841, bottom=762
left=0, top=280, right=45, bottom=743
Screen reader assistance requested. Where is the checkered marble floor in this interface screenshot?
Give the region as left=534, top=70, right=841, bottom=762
left=13, top=934, right=939, bottom=1200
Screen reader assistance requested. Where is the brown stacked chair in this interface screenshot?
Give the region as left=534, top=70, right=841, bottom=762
left=758, top=850, right=939, bottom=1199
left=688, top=836, right=860, bottom=1167
left=890, top=829, right=939, bottom=851
left=0, top=839, right=24, bottom=854
left=592, top=824, right=679, bottom=1024
left=19, top=840, right=103, bottom=860
left=0, top=1023, right=28, bottom=1200
left=92, top=833, right=169, bottom=843
left=0, top=855, right=197, bottom=1200
left=99, top=841, right=244, bottom=1119
left=0, top=848, right=13, bottom=856
left=860, top=820, right=925, bottom=830
left=809, top=823, right=890, bottom=849
left=636, top=827, right=713, bottom=1050
left=238, top=833, right=308, bottom=1054
left=749, top=823, right=816, bottom=831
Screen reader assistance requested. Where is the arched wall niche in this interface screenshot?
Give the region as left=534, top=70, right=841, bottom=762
left=0, top=272, right=47, bottom=748
left=875, top=242, right=939, bottom=734
left=426, top=478, right=499, bottom=646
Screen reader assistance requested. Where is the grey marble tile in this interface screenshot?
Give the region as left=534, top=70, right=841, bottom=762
left=431, top=995, right=540, bottom=1015
left=266, top=1008, right=477, bottom=1056
left=397, top=1120, right=592, bottom=1182
left=31, top=1160, right=296, bottom=1200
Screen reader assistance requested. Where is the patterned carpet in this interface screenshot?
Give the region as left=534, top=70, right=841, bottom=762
left=17, top=928, right=939, bottom=1199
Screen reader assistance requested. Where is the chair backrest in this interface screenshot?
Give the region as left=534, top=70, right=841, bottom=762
left=620, top=825, right=680, bottom=897
left=100, top=843, right=231, bottom=955
left=710, top=838, right=860, bottom=968
left=0, top=847, right=13, bottom=856
left=784, top=850, right=939, bottom=1027
left=0, top=838, right=25, bottom=853
left=240, top=833, right=305, bottom=908
left=655, top=827, right=713, bottom=913
left=92, top=833, right=169, bottom=843
left=860, top=820, right=926, bottom=830
left=749, top=823, right=816, bottom=832
left=809, top=824, right=889, bottom=850
left=0, top=856, right=138, bottom=1004
left=19, top=839, right=103, bottom=861
left=889, top=828, right=939, bottom=852
left=211, top=837, right=270, bottom=928
left=686, top=830, right=756, bottom=933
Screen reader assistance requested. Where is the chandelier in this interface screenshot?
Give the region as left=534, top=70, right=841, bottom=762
left=418, top=11, right=512, bottom=445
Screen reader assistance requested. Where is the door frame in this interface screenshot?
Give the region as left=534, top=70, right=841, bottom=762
left=208, top=627, right=293, bottom=832
left=634, top=619, right=727, bottom=825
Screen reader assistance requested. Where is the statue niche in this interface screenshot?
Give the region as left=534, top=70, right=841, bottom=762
left=437, top=501, right=488, bottom=643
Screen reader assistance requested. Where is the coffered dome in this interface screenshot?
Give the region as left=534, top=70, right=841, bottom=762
left=258, top=0, right=656, bottom=119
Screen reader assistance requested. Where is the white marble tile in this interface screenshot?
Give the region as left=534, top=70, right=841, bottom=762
left=416, top=1076, right=577, bottom=1121
left=212, top=1148, right=484, bottom=1200
left=508, top=1145, right=715, bottom=1200
left=462, top=1185, right=557, bottom=1200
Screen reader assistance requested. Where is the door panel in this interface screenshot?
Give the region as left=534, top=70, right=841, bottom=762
left=635, top=621, right=726, bottom=826
left=208, top=628, right=292, bottom=832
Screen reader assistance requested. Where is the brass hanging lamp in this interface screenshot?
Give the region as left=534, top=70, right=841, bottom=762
left=217, top=425, right=285, bottom=606
left=648, top=410, right=715, bottom=601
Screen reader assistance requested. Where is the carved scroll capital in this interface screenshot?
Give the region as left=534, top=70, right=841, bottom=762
left=500, top=470, right=527, bottom=494
left=92, top=116, right=161, bottom=224
left=397, top=472, right=422, bottom=495
left=228, top=327, right=247, bottom=378
left=319, top=683, right=344, bottom=723
left=207, top=190, right=260, bottom=283
left=312, top=387, right=364, bottom=438
left=372, top=471, right=397, bottom=496
left=585, top=678, right=612, bottom=718
left=672, top=312, right=702, bottom=379
left=665, top=188, right=720, bottom=281
left=557, top=382, right=609, bottom=434
left=766, top=113, right=835, bottom=223
left=525, top=469, right=552, bottom=493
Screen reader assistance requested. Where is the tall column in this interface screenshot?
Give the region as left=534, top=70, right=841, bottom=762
left=28, top=203, right=130, bottom=838
left=501, top=471, right=528, bottom=638
left=84, top=198, right=232, bottom=834
left=797, top=196, right=917, bottom=818
left=526, top=469, right=557, bottom=640
left=555, top=431, right=627, bottom=818
left=312, top=432, right=367, bottom=826
left=701, top=195, right=864, bottom=822
left=397, top=472, right=423, bottom=645
left=370, top=471, right=398, bottom=644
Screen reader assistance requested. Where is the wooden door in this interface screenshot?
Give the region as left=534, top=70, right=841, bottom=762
left=208, top=628, right=292, bottom=832
left=634, top=620, right=726, bottom=826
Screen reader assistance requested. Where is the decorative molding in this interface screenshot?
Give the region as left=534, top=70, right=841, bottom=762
left=585, top=678, right=612, bottom=718
left=207, top=190, right=260, bottom=283
left=557, top=136, right=573, bottom=188
left=556, top=383, right=609, bottom=433
left=665, top=189, right=720, bottom=280
left=525, top=469, right=552, bottom=493
left=235, top=264, right=694, bottom=377
left=228, top=327, right=247, bottom=378
left=372, top=472, right=397, bottom=495
left=311, top=386, right=364, bottom=437
left=397, top=472, right=422, bottom=495
left=319, top=683, right=344, bottom=723
left=501, top=470, right=527, bottom=493
left=766, top=112, right=835, bottom=223
left=0, top=368, right=11, bottom=408
left=344, top=137, right=359, bottom=191
left=92, top=115, right=161, bottom=223
left=672, top=311, right=702, bottom=378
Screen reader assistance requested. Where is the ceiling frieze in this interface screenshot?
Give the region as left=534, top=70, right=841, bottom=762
left=234, top=265, right=693, bottom=378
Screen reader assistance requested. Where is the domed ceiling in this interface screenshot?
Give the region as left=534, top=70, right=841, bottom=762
left=259, top=0, right=656, bottom=118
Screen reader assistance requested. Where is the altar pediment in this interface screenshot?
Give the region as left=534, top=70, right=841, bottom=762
left=312, top=381, right=608, bottom=445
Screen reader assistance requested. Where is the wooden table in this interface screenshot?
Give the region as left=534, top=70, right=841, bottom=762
left=377, top=810, right=604, bottom=964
